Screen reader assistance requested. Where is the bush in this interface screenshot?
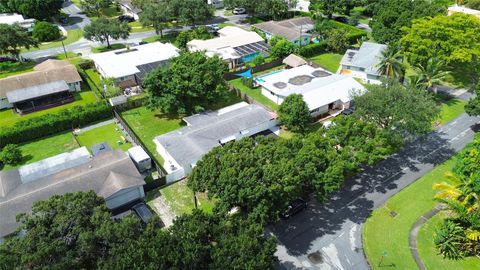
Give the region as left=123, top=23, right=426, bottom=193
left=0, top=144, right=22, bottom=165
left=32, top=21, right=61, bottom=42
left=270, top=39, right=297, bottom=58
left=299, top=41, right=328, bottom=57
left=241, top=77, right=254, bottom=88
left=0, top=103, right=111, bottom=147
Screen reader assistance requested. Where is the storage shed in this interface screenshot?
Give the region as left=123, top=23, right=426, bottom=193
left=128, top=146, right=151, bottom=172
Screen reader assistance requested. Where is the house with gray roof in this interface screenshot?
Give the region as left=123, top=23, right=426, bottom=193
left=0, top=147, right=146, bottom=239
left=254, top=17, right=314, bottom=46
left=154, top=102, right=278, bottom=183
left=339, top=42, right=387, bottom=84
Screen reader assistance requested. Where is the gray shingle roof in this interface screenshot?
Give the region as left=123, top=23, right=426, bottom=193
left=254, top=17, right=314, bottom=41
left=0, top=149, right=145, bottom=238
left=340, top=42, right=388, bottom=76
left=5, top=80, right=70, bottom=103
left=155, top=103, right=276, bottom=167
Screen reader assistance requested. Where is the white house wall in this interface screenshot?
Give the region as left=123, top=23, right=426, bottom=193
left=340, top=65, right=382, bottom=85
left=105, top=186, right=145, bottom=209
left=261, top=87, right=285, bottom=105
left=0, top=97, right=12, bottom=110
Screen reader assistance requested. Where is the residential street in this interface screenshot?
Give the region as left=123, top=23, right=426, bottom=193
left=271, top=93, right=479, bottom=269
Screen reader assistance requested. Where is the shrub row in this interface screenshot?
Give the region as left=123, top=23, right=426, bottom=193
left=299, top=41, right=328, bottom=57
left=0, top=103, right=112, bottom=147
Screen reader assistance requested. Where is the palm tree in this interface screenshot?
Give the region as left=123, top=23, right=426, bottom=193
left=414, top=58, right=450, bottom=93
left=377, top=45, right=405, bottom=81
left=433, top=172, right=480, bottom=213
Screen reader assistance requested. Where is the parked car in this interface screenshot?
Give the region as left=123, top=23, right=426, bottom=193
left=132, top=202, right=154, bottom=223
left=206, top=24, right=220, bottom=33
left=139, top=41, right=148, bottom=45
left=282, top=198, right=307, bottom=218
left=333, top=16, right=348, bottom=24
left=341, top=107, right=355, bottom=115
left=118, top=15, right=135, bottom=23
left=233, top=7, right=246, bottom=14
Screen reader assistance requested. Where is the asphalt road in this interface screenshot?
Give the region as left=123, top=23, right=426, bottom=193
left=270, top=94, right=479, bottom=270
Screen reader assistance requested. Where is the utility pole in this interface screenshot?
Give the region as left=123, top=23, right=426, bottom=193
left=61, top=39, right=68, bottom=59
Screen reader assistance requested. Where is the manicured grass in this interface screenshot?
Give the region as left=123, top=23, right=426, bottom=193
left=158, top=180, right=215, bottom=215
left=363, top=158, right=457, bottom=270
left=22, top=29, right=84, bottom=52
left=142, top=32, right=178, bottom=44
left=438, top=98, right=466, bottom=125
left=91, top=43, right=126, bottom=53
left=219, top=22, right=235, bottom=28
left=0, top=61, right=36, bottom=79
left=1, top=132, right=79, bottom=171
left=230, top=79, right=279, bottom=111
left=309, top=53, right=343, bottom=73
left=76, top=122, right=132, bottom=153
left=120, top=107, right=184, bottom=164
left=128, top=21, right=154, bottom=32
left=0, top=90, right=98, bottom=127
left=417, top=212, right=480, bottom=270
left=55, top=52, right=90, bottom=66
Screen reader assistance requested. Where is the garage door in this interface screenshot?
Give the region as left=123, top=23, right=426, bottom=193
left=105, top=187, right=144, bottom=209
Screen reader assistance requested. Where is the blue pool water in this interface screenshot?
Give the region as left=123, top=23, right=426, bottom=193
left=254, top=69, right=285, bottom=83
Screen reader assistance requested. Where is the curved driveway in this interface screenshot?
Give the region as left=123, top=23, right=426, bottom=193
left=270, top=93, right=478, bottom=270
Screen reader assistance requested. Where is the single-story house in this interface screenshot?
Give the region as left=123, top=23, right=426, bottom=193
left=187, top=26, right=270, bottom=68
left=0, top=147, right=146, bottom=239
left=154, top=102, right=278, bottom=183
left=339, top=42, right=387, bottom=84
left=0, top=59, right=82, bottom=113
left=255, top=65, right=366, bottom=118
left=448, top=4, right=480, bottom=19
left=90, top=42, right=180, bottom=88
left=118, top=0, right=142, bottom=20
left=0, top=13, right=35, bottom=31
left=254, top=17, right=314, bottom=46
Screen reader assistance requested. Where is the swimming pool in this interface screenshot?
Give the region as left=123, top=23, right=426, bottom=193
left=254, top=69, right=285, bottom=83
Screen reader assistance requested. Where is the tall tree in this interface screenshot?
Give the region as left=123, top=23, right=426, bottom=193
left=376, top=45, right=405, bottom=80
left=138, top=1, right=170, bottom=37
left=258, top=0, right=289, bottom=20
left=412, top=58, right=450, bottom=92
left=170, top=0, right=214, bottom=26
left=401, top=13, right=480, bottom=89
left=0, top=0, right=64, bottom=20
left=0, top=23, right=38, bottom=57
left=84, top=18, right=130, bottom=47
left=144, top=52, right=228, bottom=114
left=80, top=0, right=112, bottom=16
left=353, top=80, right=440, bottom=135
left=278, top=94, right=311, bottom=133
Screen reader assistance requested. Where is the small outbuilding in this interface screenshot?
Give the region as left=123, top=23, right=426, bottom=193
left=283, top=54, right=307, bottom=68
left=128, top=146, right=151, bottom=172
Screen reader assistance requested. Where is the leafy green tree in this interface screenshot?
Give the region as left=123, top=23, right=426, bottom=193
left=310, top=0, right=338, bottom=19
left=465, top=85, right=480, bottom=116
left=401, top=13, right=480, bottom=88
left=258, top=0, right=289, bottom=20
left=102, top=77, right=121, bottom=98
left=0, top=0, right=64, bottom=20
left=80, top=0, right=111, bottom=16
left=376, top=45, right=405, bottom=80
left=370, top=0, right=447, bottom=44
left=138, top=1, right=170, bottom=37
left=270, top=38, right=297, bottom=58
left=0, top=23, right=38, bottom=57
left=0, top=144, right=22, bottom=165
left=434, top=220, right=467, bottom=260
left=175, top=26, right=212, bottom=49
left=353, top=80, right=440, bottom=135
left=84, top=18, right=131, bottom=48
left=324, top=28, right=349, bottom=53
left=32, top=21, right=61, bottom=42
left=170, top=0, right=214, bottom=26
left=466, top=0, right=480, bottom=9
left=412, top=58, right=449, bottom=92
left=278, top=94, right=311, bottom=133
left=144, top=52, right=228, bottom=114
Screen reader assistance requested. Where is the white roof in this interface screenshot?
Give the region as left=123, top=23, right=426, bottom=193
left=256, top=65, right=366, bottom=110
left=187, top=26, right=264, bottom=60
left=89, top=42, right=180, bottom=78
left=0, top=13, right=26, bottom=24
left=128, top=146, right=150, bottom=162
left=340, top=42, right=387, bottom=76
left=448, top=4, right=480, bottom=15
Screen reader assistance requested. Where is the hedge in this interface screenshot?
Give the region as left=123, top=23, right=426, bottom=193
left=0, top=103, right=112, bottom=147
left=299, top=41, right=328, bottom=57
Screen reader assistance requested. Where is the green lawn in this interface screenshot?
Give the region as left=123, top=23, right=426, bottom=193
left=229, top=79, right=279, bottom=111
left=76, top=122, right=132, bottom=153
left=0, top=90, right=97, bottom=127
left=142, top=33, right=178, bottom=44
left=417, top=212, right=480, bottom=270
left=157, top=180, right=215, bottom=215
left=1, top=132, right=79, bottom=171
left=438, top=98, right=466, bottom=125
left=55, top=52, right=90, bottom=66
left=21, top=29, right=84, bottom=52
left=120, top=107, right=184, bottom=164
left=309, top=53, right=343, bottom=73
left=91, top=43, right=126, bottom=53
left=0, top=61, right=36, bottom=79
left=363, top=158, right=460, bottom=270
left=128, top=21, right=155, bottom=32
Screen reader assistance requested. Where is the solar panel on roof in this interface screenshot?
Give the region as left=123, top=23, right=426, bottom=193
left=233, top=41, right=271, bottom=56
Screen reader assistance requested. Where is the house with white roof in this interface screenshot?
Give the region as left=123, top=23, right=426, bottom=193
left=255, top=65, right=366, bottom=118
left=187, top=26, right=270, bottom=68
left=154, top=102, right=278, bottom=183
left=0, top=13, right=35, bottom=31
left=448, top=4, right=480, bottom=19
left=89, top=42, right=180, bottom=88
left=339, top=42, right=387, bottom=84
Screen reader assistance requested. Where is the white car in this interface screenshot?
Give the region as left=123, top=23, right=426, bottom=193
left=233, top=7, right=246, bottom=14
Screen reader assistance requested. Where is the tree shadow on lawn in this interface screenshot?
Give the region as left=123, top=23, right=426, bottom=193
left=269, top=128, right=461, bottom=256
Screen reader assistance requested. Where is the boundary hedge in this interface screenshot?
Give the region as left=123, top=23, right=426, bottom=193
left=0, top=103, right=112, bottom=147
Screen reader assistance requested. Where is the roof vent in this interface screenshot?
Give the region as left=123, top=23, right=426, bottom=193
left=288, top=75, right=313, bottom=86
left=273, top=82, right=287, bottom=89
left=312, top=70, right=331, bottom=78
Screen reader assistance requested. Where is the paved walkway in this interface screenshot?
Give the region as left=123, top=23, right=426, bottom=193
left=409, top=205, right=443, bottom=270
left=74, top=119, right=114, bottom=134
